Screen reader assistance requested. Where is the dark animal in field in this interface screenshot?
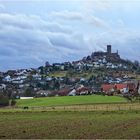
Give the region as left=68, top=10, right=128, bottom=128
left=23, top=106, right=29, bottom=109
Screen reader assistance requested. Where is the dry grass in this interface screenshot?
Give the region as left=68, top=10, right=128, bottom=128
left=14, top=103, right=140, bottom=112
left=0, top=111, right=140, bottom=139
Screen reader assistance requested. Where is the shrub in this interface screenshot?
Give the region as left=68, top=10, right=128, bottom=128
left=11, top=99, right=16, bottom=106
left=0, top=94, right=9, bottom=107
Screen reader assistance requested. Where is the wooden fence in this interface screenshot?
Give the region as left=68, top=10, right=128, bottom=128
left=20, top=103, right=140, bottom=112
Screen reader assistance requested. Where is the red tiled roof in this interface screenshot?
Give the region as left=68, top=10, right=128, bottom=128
left=76, top=87, right=89, bottom=92
left=57, top=88, right=70, bottom=96
left=101, top=84, right=114, bottom=92
left=101, top=82, right=137, bottom=92
left=115, top=84, right=127, bottom=90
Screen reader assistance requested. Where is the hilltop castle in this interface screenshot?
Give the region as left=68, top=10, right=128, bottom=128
left=91, top=45, right=120, bottom=62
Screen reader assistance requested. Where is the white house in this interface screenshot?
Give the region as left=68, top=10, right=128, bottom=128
left=19, top=84, right=24, bottom=88
left=86, top=64, right=93, bottom=68
left=68, top=89, right=76, bottom=96
left=103, top=58, right=107, bottom=63
left=32, top=74, right=41, bottom=80
left=120, top=87, right=129, bottom=94
left=12, top=80, right=24, bottom=84
left=36, top=90, right=48, bottom=96
left=93, top=62, right=100, bottom=68
left=0, top=84, right=6, bottom=90
left=4, top=75, right=11, bottom=82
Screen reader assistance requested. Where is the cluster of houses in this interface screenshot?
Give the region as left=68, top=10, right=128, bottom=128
left=0, top=45, right=139, bottom=98
left=0, top=67, right=139, bottom=98
left=101, top=80, right=140, bottom=95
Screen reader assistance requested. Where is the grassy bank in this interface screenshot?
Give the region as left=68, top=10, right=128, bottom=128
left=0, top=110, right=140, bottom=139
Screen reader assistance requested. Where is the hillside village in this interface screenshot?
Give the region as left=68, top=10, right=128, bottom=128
left=0, top=45, right=140, bottom=99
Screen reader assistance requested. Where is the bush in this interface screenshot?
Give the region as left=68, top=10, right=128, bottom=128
left=0, top=94, right=9, bottom=107
left=11, top=99, right=16, bottom=106
left=23, top=88, right=34, bottom=97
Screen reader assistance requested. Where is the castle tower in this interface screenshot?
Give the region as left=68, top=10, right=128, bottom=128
left=107, top=45, right=111, bottom=54
left=117, top=50, right=118, bottom=54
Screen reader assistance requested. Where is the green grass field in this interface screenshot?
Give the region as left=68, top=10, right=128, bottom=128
left=0, top=96, right=140, bottom=139
left=0, top=110, right=140, bottom=139
left=49, top=71, right=67, bottom=77
left=48, top=70, right=93, bottom=78
left=17, top=95, right=127, bottom=107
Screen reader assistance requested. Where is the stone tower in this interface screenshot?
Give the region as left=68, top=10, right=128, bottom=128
left=107, top=45, right=111, bottom=54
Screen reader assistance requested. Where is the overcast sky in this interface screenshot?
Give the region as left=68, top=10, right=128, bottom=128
left=0, top=0, right=140, bottom=71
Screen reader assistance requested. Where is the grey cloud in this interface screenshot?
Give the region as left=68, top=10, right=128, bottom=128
left=0, top=4, right=5, bottom=11
left=82, top=0, right=111, bottom=12
left=0, top=13, right=90, bottom=71
left=50, top=10, right=109, bottom=29
left=0, top=13, right=72, bottom=33
left=0, top=12, right=140, bottom=71
left=51, top=10, right=83, bottom=21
